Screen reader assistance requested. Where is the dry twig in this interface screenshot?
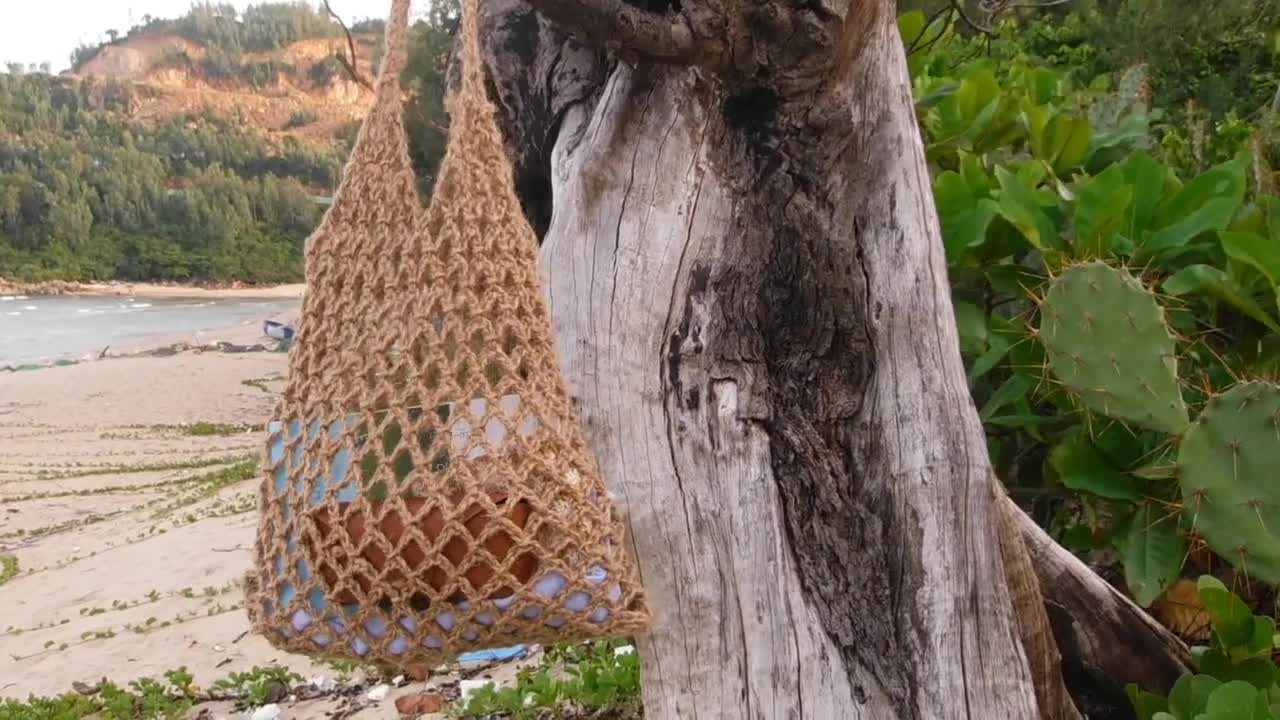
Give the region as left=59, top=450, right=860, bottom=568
left=321, top=0, right=374, bottom=90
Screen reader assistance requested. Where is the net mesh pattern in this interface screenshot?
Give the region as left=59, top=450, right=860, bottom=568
left=243, top=0, right=650, bottom=666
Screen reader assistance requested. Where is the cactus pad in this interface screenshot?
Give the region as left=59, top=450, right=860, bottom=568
left=1178, top=381, right=1280, bottom=583
left=1038, top=261, right=1189, bottom=434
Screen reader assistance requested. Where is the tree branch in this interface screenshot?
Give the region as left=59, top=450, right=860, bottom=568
left=517, top=0, right=703, bottom=64
left=1011, top=497, right=1194, bottom=707
left=321, top=0, right=374, bottom=90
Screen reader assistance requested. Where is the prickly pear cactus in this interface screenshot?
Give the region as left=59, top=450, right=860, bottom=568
left=1178, top=381, right=1280, bottom=583
left=1038, top=261, right=1189, bottom=434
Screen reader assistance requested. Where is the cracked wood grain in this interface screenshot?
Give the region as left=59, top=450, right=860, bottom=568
left=527, top=20, right=1039, bottom=720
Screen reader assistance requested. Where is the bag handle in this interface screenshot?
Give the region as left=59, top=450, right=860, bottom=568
left=372, top=0, right=413, bottom=117
left=303, top=0, right=416, bottom=259
left=457, top=0, right=487, bottom=109
left=368, top=0, right=488, bottom=137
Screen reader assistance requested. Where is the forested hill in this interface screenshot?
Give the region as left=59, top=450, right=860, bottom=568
left=0, top=1, right=455, bottom=285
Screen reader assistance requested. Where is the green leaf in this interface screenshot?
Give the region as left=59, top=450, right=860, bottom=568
left=954, top=301, right=989, bottom=355
left=1123, top=502, right=1187, bottom=607
left=1142, top=155, right=1248, bottom=259
left=935, top=171, right=999, bottom=259
left=1009, top=65, right=1062, bottom=106
left=1266, top=685, right=1280, bottom=719
left=1090, top=112, right=1152, bottom=165
left=1038, top=113, right=1093, bottom=177
left=959, top=151, right=993, bottom=195
left=1163, top=265, right=1280, bottom=333
left=1023, top=103, right=1051, bottom=154
left=1199, top=650, right=1280, bottom=689
left=981, top=375, right=1032, bottom=421
left=1049, top=430, right=1142, bottom=501
left=993, top=165, right=1058, bottom=250
left=985, top=263, right=1042, bottom=297
left=1122, top=150, right=1166, bottom=240
left=1197, top=576, right=1256, bottom=650
left=897, top=10, right=926, bottom=46
left=933, top=67, right=1003, bottom=146
left=1129, top=683, right=1171, bottom=720
left=1241, top=615, right=1278, bottom=661
left=1074, top=164, right=1134, bottom=257
left=1219, top=230, right=1280, bottom=313
left=1198, top=680, right=1271, bottom=719
left=967, top=335, right=1011, bottom=383
left=1169, top=674, right=1222, bottom=720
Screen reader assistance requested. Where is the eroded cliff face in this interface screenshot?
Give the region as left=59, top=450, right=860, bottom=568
left=70, top=32, right=380, bottom=151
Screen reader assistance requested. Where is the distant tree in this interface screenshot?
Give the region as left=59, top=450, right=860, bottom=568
left=0, top=72, right=330, bottom=283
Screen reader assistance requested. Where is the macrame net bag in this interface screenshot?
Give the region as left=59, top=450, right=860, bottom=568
left=244, top=0, right=650, bottom=666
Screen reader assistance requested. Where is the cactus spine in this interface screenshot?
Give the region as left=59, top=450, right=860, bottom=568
left=1038, top=261, right=1189, bottom=435
left=1177, top=381, right=1280, bottom=583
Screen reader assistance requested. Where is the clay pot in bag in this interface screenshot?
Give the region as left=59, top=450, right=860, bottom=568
left=308, top=490, right=538, bottom=606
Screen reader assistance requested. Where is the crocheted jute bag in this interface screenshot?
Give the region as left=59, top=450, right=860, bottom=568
left=244, top=0, right=650, bottom=666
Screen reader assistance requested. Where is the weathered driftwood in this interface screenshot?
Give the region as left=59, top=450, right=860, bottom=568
left=440, top=0, right=1195, bottom=716
left=1013, top=497, right=1195, bottom=713
left=461, top=0, right=1040, bottom=715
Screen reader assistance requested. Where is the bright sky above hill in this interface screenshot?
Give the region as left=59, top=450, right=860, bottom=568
left=2, top=0, right=414, bottom=73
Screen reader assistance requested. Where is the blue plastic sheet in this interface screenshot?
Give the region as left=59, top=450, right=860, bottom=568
left=455, top=645, right=530, bottom=663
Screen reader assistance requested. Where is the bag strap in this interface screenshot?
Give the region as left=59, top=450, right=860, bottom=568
left=372, top=0, right=412, bottom=119
left=457, top=0, right=486, bottom=108
left=303, top=0, right=416, bottom=260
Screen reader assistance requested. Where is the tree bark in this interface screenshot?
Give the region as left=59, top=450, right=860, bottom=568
left=463, top=0, right=1043, bottom=716
left=450, top=0, right=1190, bottom=717
left=1013, top=497, right=1195, bottom=715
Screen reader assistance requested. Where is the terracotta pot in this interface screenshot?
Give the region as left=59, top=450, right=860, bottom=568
left=308, top=490, right=537, bottom=606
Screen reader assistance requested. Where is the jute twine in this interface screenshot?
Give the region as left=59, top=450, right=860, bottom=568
left=244, top=0, right=650, bottom=666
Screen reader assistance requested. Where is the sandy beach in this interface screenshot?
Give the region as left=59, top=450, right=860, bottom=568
left=0, top=322, right=534, bottom=717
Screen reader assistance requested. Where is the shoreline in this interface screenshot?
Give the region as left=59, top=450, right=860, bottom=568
left=2, top=307, right=300, bottom=372
left=0, top=279, right=306, bottom=300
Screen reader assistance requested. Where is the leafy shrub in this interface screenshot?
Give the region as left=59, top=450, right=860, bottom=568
left=307, top=55, right=346, bottom=87
left=0, top=554, right=17, bottom=586
left=211, top=665, right=302, bottom=706
left=237, top=60, right=288, bottom=88
left=901, top=10, right=1280, bottom=605
left=448, top=639, right=641, bottom=719
left=284, top=109, right=320, bottom=129
left=1080, top=0, right=1280, bottom=118
left=0, top=71, right=335, bottom=283
left=1128, top=577, right=1280, bottom=719
left=0, top=668, right=196, bottom=720
left=148, top=47, right=195, bottom=74
left=350, top=19, right=386, bottom=34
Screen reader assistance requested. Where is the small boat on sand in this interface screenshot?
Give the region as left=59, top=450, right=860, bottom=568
left=263, top=320, right=296, bottom=342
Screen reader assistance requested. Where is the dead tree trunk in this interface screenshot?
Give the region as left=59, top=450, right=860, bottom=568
left=443, top=0, right=1191, bottom=716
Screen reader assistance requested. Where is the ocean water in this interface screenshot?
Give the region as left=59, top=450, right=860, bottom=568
left=0, top=294, right=300, bottom=366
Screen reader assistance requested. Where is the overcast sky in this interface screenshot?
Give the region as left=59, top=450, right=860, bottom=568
left=2, top=0, right=412, bottom=72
